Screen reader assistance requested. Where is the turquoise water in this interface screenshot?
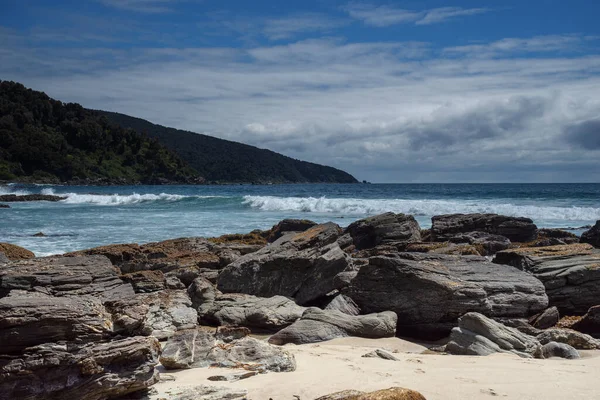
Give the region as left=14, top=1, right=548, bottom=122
left=1, top=183, right=599, bottom=256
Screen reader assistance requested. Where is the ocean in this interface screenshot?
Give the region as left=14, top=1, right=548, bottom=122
left=1, top=183, right=599, bottom=257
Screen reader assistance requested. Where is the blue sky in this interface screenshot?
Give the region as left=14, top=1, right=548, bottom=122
left=1, top=0, right=600, bottom=182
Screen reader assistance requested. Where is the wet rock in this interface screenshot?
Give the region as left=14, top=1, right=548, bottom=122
left=268, top=308, right=397, bottom=345
left=345, top=212, right=421, bottom=250
left=571, top=305, right=600, bottom=337
left=0, top=204, right=9, bottom=208
left=32, top=232, right=46, bottom=237
left=431, top=213, right=537, bottom=243
left=445, top=313, right=543, bottom=358
left=324, top=294, right=361, bottom=316
left=0, top=243, right=34, bottom=261
left=0, top=194, right=66, bottom=202
left=218, top=223, right=353, bottom=305
left=529, top=307, right=560, bottom=330
left=160, top=327, right=296, bottom=372
left=542, top=342, right=580, bottom=359
left=537, top=328, right=600, bottom=350
left=0, top=336, right=160, bottom=400
left=344, top=253, right=548, bottom=339
left=494, top=244, right=600, bottom=314
left=581, top=221, right=600, bottom=248
left=315, top=387, right=426, bottom=400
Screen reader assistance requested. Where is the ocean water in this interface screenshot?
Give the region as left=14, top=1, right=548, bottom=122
left=1, top=183, right=599, bottom=257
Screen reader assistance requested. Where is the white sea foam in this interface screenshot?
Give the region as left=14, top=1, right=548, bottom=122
left=0, top=186, right=32, bottom=196
left=39, top=188, right=223, bottom=205
left=242, top=195, right=600, bottom=221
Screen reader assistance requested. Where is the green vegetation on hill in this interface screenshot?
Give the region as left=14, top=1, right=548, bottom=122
left=0, top=81, right=201, bottom=184
left=101, top=111, right=358, bottom=184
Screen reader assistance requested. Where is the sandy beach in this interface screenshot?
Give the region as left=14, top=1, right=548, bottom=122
left=150, top=337, right=600, bottom=400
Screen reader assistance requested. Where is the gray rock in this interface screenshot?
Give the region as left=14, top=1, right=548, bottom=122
left=207, top=371, right=258, bottom=382
left=431, top=213, right=537, bottom=243
left=166, top=385, right=248, bottom=400
left=344, top=253, right=548, bottom=339
left=218, top=223, right=353, bottom=305
left=529, top=306, right=560, bottom=330
left=361, top=349, right=399, bottom=361
left=268, top=308, right=397, bottom=345
left=267, top=219, right=317, bottom=242
left=445, top=313, right=543, bottom=358
left=572, top=305, right=600, bottom=337
left=325, top=294, right=361, bottom=316
left=537, top=328, right=600, bottom=350
left=495, top=318, right=542, bottom=336
left=542, top=342, right=580, bottom=359
left=0, top=294, right=112, bottom=354
left=0, top=336, right=160, bottom=400
left=581, top=220, right=600, bottom=248
left=160, top=327, right=296, bottom=372
left=494, top=244, right=600, bottom=314
left=121, top=270, right=166, bottom=293
left=447, top=231, right=511, bottom=256
left=0, top=253, right=8, bottom=264
left=345, top=212, right=421, bottom=250
left=0, top=204, right=9, bottom=209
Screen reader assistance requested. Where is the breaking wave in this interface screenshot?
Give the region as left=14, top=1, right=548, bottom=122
left=40, top=188, right=224, bottom=206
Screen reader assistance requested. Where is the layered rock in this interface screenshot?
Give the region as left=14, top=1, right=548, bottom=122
left=268, top=308, right=397, bottom=345
left=345, top=253, right=548, bottom=338
left=581, top=221, right=600, bottom=248
left=218, top=223, right=353, bottom=305
left=267, top=219, right=317, bottom=243
left=572, top=305, right=600, bottom=337
left=0, top=243, right=35, bottom=261
left=345, top=212, right=421, bottom=250
left=446, top=231, right=511, bottom=256
left=165, top=385, right=248, bottom=400
left=537, top=328, right=600, bottom=350
left=529, top=307, right=560, bottom=330
left=494, top=244, right=600, bottom=314
left=431, top=213, right=537, bottom=243
left=315, top=387, right=427, bottom=400
left=160, top=327, right=296, bottom=372
left=324, top=294, right=361, bottom=316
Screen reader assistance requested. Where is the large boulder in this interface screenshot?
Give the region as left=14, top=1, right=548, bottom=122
left=445, top=313, right=543, bottom=358
left=268, top=308, right=397, bottom=345
left=0, top=336, right=160, bottom=400
left=446, top=231, right=511, bottom=256
left=344, top=253, right=548, bottom=339
left=345, top=212, right=421, bottom=250
left=494, top=244, right=600, bottom=314
left=581, top=221, right=600, bottom=248
left=217, top=223, right=354, bottom=305
left=267, top=219, right=317, bottom=243
left=431, top=213, right=537, bottom=243
left=160, top=327, right=296, bottom=372
left=325, top=293, right=361, bottom=316
left=536, top=328, right=600, bottom=350
left=529, top=307, right=560, bottom=330
left=0, top=243, right=34, bottom=261
left=0, top=255, right=134, bottom=301
left=572, top=305, right=600, bottom=337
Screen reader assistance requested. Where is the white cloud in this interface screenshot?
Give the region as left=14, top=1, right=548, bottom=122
left=262, top=13, right=349, bottom=41
left=99, top=0, right=182, bottom=13
left=417, top=7, right=489, bottom=25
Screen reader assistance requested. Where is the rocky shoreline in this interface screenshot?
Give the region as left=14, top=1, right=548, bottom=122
left=1, top=213, right=600, bottom=399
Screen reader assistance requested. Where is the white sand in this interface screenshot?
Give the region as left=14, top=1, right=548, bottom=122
left=151, top=337, right=600, bottom=400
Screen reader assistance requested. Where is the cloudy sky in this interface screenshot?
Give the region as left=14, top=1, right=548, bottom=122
left=2, top=0, right=599, bottom=182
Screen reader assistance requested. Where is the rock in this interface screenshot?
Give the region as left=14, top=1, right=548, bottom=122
left=494, top=244, right=600, bottom=314
left=207, top=371, right=258, bottom=381
left=0, top=253, right=8, bottom=264
left=572, top=305, right=600, bottom=337
left=121, top=270, right=166, bottom=293
left=165, top=275, right=186, bottom=289
left=0, top=204, right=9, bottom=208
left=325, top=294, right=361, bottom=316
left=160, top=327, right=296, bottom=372
left=344, top=253, right=548, bottom=339
left=431, top=213, right=537, bottom=243
left=165, top=385, right=248, bottom=400
left=0, top=336, right=160, bottom=400
left=267, top=219, right=317, bottom=242
left=32, top=232, right=46, bottom=237
left=581, top=220, right=600, bottom=248
left=447, top=231, right=511, bottom=256
left=445, top=313, right=543, bottom=358
left=0, top=255, right=134, bottom=301
left=218, top=223, right=353, bottom=305
left=0, top=294, right=112, bottom=354
left=529, top=307, right=560, bottom=330
left=530, top=238, right=567, bottom=247
left=316, top=387, right=427, bottom=400
left=268, top=308, right=397, bottom=345
left=188, top=277, right=219, bottom=308
left=536, top=328, right=600, bottom=350
left=362, top=349, right=399, bottom=361
left=0, top=194, right=66, bottom=202
left=345, top=212, right=421, bottom=250
left=537, top=228, right=580, bottom=245
left=495, top=318, right=542, bottom=336
left=0, top=243, right=34, bottom=260
left=542, top=342, right=580, bottom=359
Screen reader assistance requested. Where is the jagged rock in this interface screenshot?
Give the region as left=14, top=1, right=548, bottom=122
left=445, top=313, right=543, bottom=358
left=431, top=213, right=537, bottom=243
left=0, top=294, right=112, bottom=354
left=447, top=231, right=511, bottom=256
left=0, top=255, right=134, bottom=301
left=267, top=219, right=317, bottom=242
left=218, top=223, right=353, bottom=305
left=121, top=270, right=166, bottom=293
left=495, top=318, right=542, bottom=336
left=106, top=290, right=197, bottom=340
left=268, top=308, right=397, bottom=345
left=345, top=212, right=421, bottom=250
left=325, top=294, right=360, bottom=316
left=572, top=305, right=600, bottom=337
left=316, top=387, right=426, bottom=400
left=160, top=327, right=296, bottom=372
left=494, top=244, right=600, bottom=314
left=344, top=253, right=548, bottom=339
left=32, top=232, right=46, bottom=237
left=529, top=307, right=560, bottom=330
left=0, top=194, right=66, bottom=202
left=581, top=221, right=600, bottom=248
left=165, top=275, right=186, bottom=289
left=0, top=336, right=160, bottom=400
left=207, top=371, right=258, bottom=381
left=542, top=342, right=580, bottom=359
left=537, top=328, right=600, bottom=350
left=530, top=238, right=567, bottom=247
left=0, top=204, right=9, bottom=208
left=166, top=385, right=248, bottom=400
left=362, top=349, right=399, bottom=361
left=0, top=243, right=34, bottom=260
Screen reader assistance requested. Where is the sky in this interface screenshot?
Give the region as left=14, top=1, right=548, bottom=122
left=1, top=0, right=599, bottom=183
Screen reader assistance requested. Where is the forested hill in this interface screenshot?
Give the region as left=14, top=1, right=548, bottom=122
left=0, top=81, right=201, bottom=184
left=100, top=111, right=359, bottom=184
